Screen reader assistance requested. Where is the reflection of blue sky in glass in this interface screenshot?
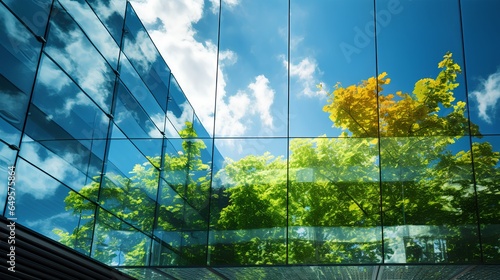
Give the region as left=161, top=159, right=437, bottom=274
left=129, top=0, right=500, bottom=160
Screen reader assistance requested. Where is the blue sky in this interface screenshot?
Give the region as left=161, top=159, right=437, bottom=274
left=129, top=0, right=500, bottom=160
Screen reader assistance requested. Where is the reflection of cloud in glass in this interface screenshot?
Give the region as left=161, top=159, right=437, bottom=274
left=249, top=75, right=275, bottom=129
left=17, top=144, right=82, bottom=200
left=130, top=0, right=275, bottom=138
left=208, top=0, right=240, bottom=14
left=124, top=30, right=159, bottom=72
left=130, top=0, right=220, bottom=134
left=0, top=90, right=27, bottom=126
left=471, top=70, right=500, bottom=124
left=25, top=212, right=73, bottom=241
left=216, top=75, right=276, bottom=136
left=148, top=113, right=165, bottom=138
left=0, top=6, right=31, bottom=44
left=37, top=59, right=71, bottom=92
left=37, top=56, right=109, bottom=126
left=166, top=102, right=194, bottom=137
left=285, top=56, right=327, bottom=98
left=46, top=7, right=114, bottom=112
left=59, top=0, right=119, bottom=65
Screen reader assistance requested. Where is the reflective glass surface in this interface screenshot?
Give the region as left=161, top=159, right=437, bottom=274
left=122, top=2, right=170, bottom=112
left=86, top=0, right=126, bottom=44
left=167, top=76, right=194, bottom=136
left=209, top=139, right=287, bottom=265
left=45, top=1, right=115, bottom=113
left=473, top=136, right=500, bottom=262
left=1, top=0, right=500, bottom=277
left=462, top=0, right=500, bottom=135
left=58, top=0, right=120, bottom=69
left=0, top=75, right=30, bottom=145
left=22, top=54, right=109, bottom=199
left=215, top=0, right=288, bottom=137
left=290, top=0, right=376, bottom=137
left=118, top=54, right=166, bottom=134
left=2, top=0, right=51, bottom=36
left=114, top=81, right=164, bottom=145
left=102, top=125, right=158, bottom=232
left=91, top=207, right=151, bottom=266
left=377, top=0, right=469, bottom=139
left=15, top=158, right=95, bottom=255
left=0, top=3, right=41, bottom=135
left=153, top=136, right=212, bottom=265
left=289, top=137, right=381, bottom=264
left=381, top=137, right=480, bottom=263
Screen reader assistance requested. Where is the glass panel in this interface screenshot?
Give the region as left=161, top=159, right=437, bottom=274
left=0, top=3, right=41, bottom=94
left=91, top=207, right=151, bottom=266
left=114, top=81, right=164, bottom=141
left=58, top=0, right=120, bottom=69
left=154, top=136, right=212, bottom=265
left=118, top=54, right=166, bottom=133
left=209, top=139, right=287, bottom=265
left=45, top=1, right=115, bottom=113
left=288, top=137, right=381, bottom=264
left=102, top=126, right=159, bottom=233
left=15, top=158, right=95, bottom=255
left=215, top=0, right=287, bottom=137
left=381, top=137, right=480, bottom=263
left=150, top=238, right=180, bottom=266
left=290, top=0, right=376, bottom=137
left=0, top=75, right=30, bottom=145
left=473, top=136, right=500, bottom=262
left=2, top=0, right=51, bottom=35
left=122, top=2, right=170, bottom=112
left=377, top=0, right=469, bottom=139
left=462, top=0, right=500, bottom=135
left=193, top=114, right=211, bottom=139
left=21, top=54, right=109, bottom=200
left=86, top=0, right=126, bottom=44
left=167, top=75, right=194, bottom=136
left=129, top=0, right=219, bottom=137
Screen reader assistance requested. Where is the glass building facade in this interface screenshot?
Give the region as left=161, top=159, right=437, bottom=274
left=1, top=0, right=499, bottom=279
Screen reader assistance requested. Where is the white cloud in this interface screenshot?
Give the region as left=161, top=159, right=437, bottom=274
left=130, top=0, right=273, bottom=139
left=215, top=74, right=277, bottom=136
left=219, top=91, right=251, bottom=136
left=130, top=0, right=218, bottom=135
left=290, top=57, right=316, bottom=80
left=249, top=75, right=275, bottom=128
left=209, top=0, right=240, bottom=14
left=285, top=56, right=327, bottom=97
left=471, top=70, right=500, bottom=124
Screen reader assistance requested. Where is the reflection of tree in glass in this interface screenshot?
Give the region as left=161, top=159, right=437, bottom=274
left=56, top=53, right=500, bottom=266
left=55, top=122, right=211, bottom=266
left=212, top=52, right=499, bottom=264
